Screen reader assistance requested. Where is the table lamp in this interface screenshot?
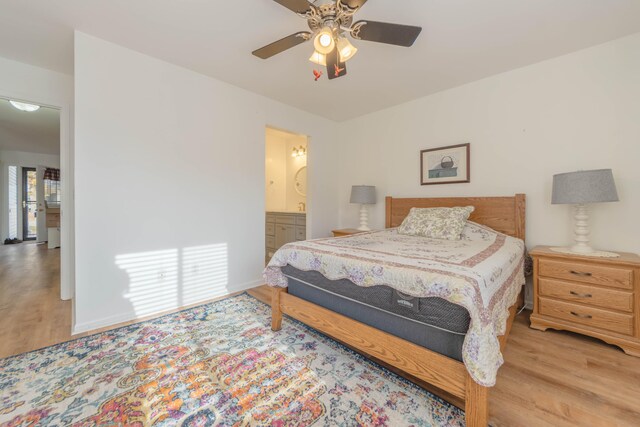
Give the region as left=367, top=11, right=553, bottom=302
left=551, top=169, right=619, bottom=258
left=350, top=185, right=376, bottom=231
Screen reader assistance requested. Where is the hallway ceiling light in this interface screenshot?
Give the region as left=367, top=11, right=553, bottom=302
left=9, top=100, right=40, bottom=112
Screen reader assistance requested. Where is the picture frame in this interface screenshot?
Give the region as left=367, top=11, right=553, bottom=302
left=420, top=143, right=470, bottom=185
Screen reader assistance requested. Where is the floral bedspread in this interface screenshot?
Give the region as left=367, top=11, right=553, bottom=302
left=263, top=222, right=525, bottom=387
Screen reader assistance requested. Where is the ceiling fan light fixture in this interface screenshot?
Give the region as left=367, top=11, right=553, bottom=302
left=309, top=50, right=327, bottom=66
left=9, top=100, right=40, bottom=112
left=313, top=27, right=335, bottom=55
left=251, top=0, right=423, bottom=80
left=337, top=37, right=358, bottom=62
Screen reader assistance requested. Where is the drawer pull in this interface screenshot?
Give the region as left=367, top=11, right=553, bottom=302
left=569, top=291, right=592, bottom=298
left=570, top=311, right=593, bottom=319
left=570, top=270, right=592, bottom=277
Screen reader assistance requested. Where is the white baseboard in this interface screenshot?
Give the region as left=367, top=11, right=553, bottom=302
left=73, top=311, right=141, bottom=335
left=72, top=279, right=262, bottom=335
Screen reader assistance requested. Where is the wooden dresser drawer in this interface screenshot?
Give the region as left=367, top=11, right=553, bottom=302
left=539, top=258, right=633, bottom=290
left=295, top=227, right=306, bottom=241
left=539, top=278, right=633, bottom=313
left=539, top=297, right=634, bottom=336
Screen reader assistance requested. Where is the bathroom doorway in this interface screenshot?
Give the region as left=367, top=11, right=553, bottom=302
left=265, top=127, right=308, bottom=264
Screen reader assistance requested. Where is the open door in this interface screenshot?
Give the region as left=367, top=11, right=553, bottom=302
left=21, top=167, right=37, bottom=241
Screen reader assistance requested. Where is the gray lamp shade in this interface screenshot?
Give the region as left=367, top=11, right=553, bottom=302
left=350, top=185, right=377, bottom=204
left=552, top=169, right=619, bottom=205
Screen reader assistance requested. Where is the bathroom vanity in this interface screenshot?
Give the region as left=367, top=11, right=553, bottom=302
left=266, top=212, right=306, bottom=263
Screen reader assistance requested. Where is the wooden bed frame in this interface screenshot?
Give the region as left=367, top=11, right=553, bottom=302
left=271, top=194, right=526, bottom=427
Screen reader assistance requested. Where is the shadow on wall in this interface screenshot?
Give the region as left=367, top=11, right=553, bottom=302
left=115, top=244, right=228, bottom=317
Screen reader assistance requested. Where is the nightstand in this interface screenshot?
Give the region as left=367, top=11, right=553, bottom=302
left=530, top=245, right=640, bottom=356
left=332, top=228, right=366, bottom=237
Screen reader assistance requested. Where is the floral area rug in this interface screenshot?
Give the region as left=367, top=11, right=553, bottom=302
left=0, top=293, right=464, bottom=426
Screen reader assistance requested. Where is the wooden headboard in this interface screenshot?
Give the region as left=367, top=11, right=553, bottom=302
left=385, top=194, right=526, bottom=241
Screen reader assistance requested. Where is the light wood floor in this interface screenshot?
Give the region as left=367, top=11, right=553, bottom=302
left=0, top=243, right=247, bottom=359
left=0, top=242, right=70, bottom=358
left=2, top=247, right=639, bottom=426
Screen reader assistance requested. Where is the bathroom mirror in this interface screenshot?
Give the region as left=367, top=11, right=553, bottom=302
left=294, top=166, right=307, bottom=197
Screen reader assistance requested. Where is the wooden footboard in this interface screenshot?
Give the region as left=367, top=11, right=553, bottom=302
left=271, top=287, right=522, bottom=427
left=268, top=194, right=524, bottom=426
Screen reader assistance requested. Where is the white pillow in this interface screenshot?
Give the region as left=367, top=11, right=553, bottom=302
left=397, top=206, right=475, bottom=240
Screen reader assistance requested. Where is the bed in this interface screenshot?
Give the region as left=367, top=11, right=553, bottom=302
left=264, top=194, right=526, bottom=427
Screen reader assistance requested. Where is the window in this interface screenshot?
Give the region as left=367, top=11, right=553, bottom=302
left=45, top=179, right=61, bottom=204
left=43, top=168, right=61, bottom=205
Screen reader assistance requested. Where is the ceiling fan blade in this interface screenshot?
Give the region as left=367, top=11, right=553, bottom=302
left=351, top=20, right=422, bottom=47
left=326, top=47, right=347, bottom=80
left=273, top=0, right=312, bottom=14
left=252, top=32, right=311, bottom=59
left=340, top=0, right=368, bottom=10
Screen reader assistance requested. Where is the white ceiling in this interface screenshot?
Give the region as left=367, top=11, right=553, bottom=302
left=0, top=99, right=60, bottom=155
left=0, top=0, right=639, bottom=121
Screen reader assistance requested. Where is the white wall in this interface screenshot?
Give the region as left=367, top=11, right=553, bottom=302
left=0, top=150, right=60, bottom=241
left=74, top=32, right=339, bottom=332
left=337, top=33, right=640, bottom=257
left=0, top=150, right=60, bottom=168
left=0, top=56, right=74, bottom=301
left=0, top=56, right=73, bottom=106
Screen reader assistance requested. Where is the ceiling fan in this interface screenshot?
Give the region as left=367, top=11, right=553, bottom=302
left=252, top=0, right=422, bottom=80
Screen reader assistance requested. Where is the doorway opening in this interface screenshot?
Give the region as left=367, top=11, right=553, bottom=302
left=0, top=96, right=67, bottom=358
left=265, top=127, right=308, bottom=264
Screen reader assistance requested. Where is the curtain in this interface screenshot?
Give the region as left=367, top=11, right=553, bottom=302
left=43, top=168, right=60, bottom=181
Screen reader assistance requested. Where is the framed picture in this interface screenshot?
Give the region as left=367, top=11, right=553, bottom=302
left=420, top=143, right=470, bottom=185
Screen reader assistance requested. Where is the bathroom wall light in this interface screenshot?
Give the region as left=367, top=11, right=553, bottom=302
left=9, top=100, right=40, bottom=112
left=291, top=146, right=306, bottom=158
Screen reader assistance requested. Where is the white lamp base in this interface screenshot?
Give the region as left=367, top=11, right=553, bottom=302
left=357, top=204, right=371, bottom=231
left=551, top=203, right=620, bottom=258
